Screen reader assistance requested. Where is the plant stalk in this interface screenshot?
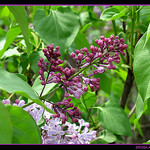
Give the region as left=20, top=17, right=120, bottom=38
left=130, top=6, right=136, bottom=70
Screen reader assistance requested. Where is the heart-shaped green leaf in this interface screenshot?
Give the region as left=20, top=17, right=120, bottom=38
left=95, top=100, right=132, bottom=136
left=33, top=7, right=80, bottom=56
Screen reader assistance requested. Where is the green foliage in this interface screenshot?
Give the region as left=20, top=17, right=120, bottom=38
left=0, top=26, right=21, bottom=58
left=8, top=6, right=31, bottom=54
left=33, top=7, right=80, bottom=57
left=100, top=7, right=126, bottom=21
left=0, top=68, right=55, bottom=114
left=0, top=102, right=12, bottom=144
left=133, top=32, right=150, bottom=101
left=95, top=100, right=132, bottom=136
left=6, top=105, right=42, bottom=144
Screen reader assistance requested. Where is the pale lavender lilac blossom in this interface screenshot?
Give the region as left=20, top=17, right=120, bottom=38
left=2, top=99, right=97, bottom=144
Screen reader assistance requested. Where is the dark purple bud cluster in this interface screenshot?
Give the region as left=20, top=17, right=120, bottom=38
left=37, top=44, right=63, bottom=85
left=71, top=34, right=127, bottom=71
left=52, top=97, right=81, bottom=124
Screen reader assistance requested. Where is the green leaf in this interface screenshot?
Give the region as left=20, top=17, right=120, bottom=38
left=94, top=69, right=112, bottom=94
left=133, top=32, right=150, bottom=101
left=0, top=102, right=12, bottom=144
left=100, top=7, right=126, bottom=21
left=95, top=100, right=132, bottom=136
left=143, top=23, right=150, bottom=48
left=1, top=47, right=20, bottom=59
left=70, top=91, right=96, bottom=109
left=6, top=105, right=42, bottom=144
left=30, top=51, right=45, bottom=76
left=8, top=6, right=31, bottom=54
left=33, top=7, right=80, bottom=56
left=74, top=31, right=90, bottom=50
left=0, top=26, right=21, bottom=58
left=0, top=67, right=38, bottom=100
left=0, top=68, right=55, bottom=114
left=98, top=129, right=117, bottom=143
left=135, top=93, right=144, bottom=119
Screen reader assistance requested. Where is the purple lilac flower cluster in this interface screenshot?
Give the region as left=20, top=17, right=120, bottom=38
left=37, top=35, right=127, bottom=124
left=71, top=35, right=127, bottom=71
left=53, top=97, right=81, bottom=124
left=2, top=99, right=97, bottom=144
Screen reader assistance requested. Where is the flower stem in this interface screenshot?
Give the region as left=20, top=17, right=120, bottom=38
left=130, top=6, right=136, bottom=70
left=39, top=69, right=51, bottom=97
left=81, top=95, right=96, bottom=127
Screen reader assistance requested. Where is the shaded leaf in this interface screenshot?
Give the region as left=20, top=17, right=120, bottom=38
left=33, top=7, right=80, bottom=56
left=8, top=6, right=31, bottom=54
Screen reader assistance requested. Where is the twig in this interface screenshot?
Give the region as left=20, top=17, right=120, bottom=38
left=120, top=68, right=134, bottom=109
left=128, top=103, right=136, bottom=118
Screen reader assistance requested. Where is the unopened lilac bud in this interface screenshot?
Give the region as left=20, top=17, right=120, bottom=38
left=108, top=57, right=113, bottom=62
left=64, top=91, right=69, bottom=98
left=97, top=53, right=103, bottom=58
left=123, top=44, right=128, bottom=50
left=42, top=48, right=47, bottom=53
left=75, top=50, right=80, bottom=54
left=115, top=52, right=119, bottom=56
left=67, top=97, right=71, bottom=102
left=68, top=103, right=73, bottom=107
left=93, top=70, right=98, bottom=75
left=15, top=99, right=20, bottom=105
left=37, top=62, right=42, bottom=67
left=90, top=45, right=95, bottom=52
left=109, top=45, right=114, bottom=51
left=116, top=59, right=120, bottom=63
left=83, top=47, right=88, bottom=52
left=89, top=53, right=94, bottom=58
left=62, top=76, right=67, bottom=80
left=71, top=52, right=75, bottom=57
left=115, top=35, right=119, bottom=39
left=50, top=43, right=54, bottom=50
left=39, top=58, right=44, bottom=62
left=70, top=68, right=75, bottom=74
left=98, top=40, right=104, bottom=48
left=41, top=81, right=46, bottom=85
left=110, top=35, right=115, bottom=40
left=85, top=57, right=91, bottom=62
left=62, top=99, right=69, bottom=105
left=97, top=67, right=105, bottom=73
left=56, top=46, right=59, bottom=50
left=90, top=84, right=95, bottom=92
left=38, top=69, right=44, bottom=75
left=100, top=35, right=105, bottom=40
left=120, top=38, right=125, bottom=44
left=97, top=78, right=100, bottom=82
left=72, top=118, right=78, bottom=123
left=78, top=53, right=83, bottom=60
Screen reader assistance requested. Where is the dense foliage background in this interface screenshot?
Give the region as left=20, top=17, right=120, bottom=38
left=1, top=5, right=150, bottom=144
